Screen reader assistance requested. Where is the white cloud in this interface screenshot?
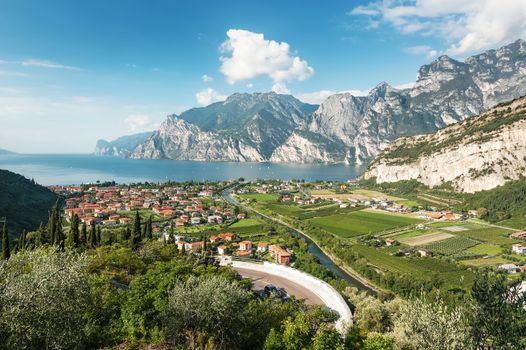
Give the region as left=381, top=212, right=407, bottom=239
left=246, top=83, right=253, bottom=89
left=394, top=82, right=415, bottom=90
left=0, top=70, right=30, bottom=77
left=219, top=29, right=314, bottom=93
left=125, top=63, right=137, bottom=68
left=350, top=0, right=526, bottom=56
left=271, top=83, right=291, bottom=94
left=21, top=59, right=81, bottom=71
left=124, top=114, right=157, bottom=132
left=404, top=45, right=439, bottom=59
left=195, top=88, right=227, bottom=106
left=295, top=89, right=370, bottom=104
left=201, top=74, right=213, bottom=82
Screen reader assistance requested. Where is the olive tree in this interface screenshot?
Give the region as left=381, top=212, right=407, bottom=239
left=164, top=275, right=251, bottom=349
left=0, top=249, right=90, bottom=350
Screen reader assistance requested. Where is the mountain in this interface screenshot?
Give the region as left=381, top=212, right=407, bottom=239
left=0, top=148, right=15, bottom=155
left=0, top=169, right=58, bottom=237
left=363, top=96, right=526, bottom=193
left=95, top=131, right=153, bottom=157
left=130, top=92, right=318, bottom=161
left=126, top=39, right=526, bottom=164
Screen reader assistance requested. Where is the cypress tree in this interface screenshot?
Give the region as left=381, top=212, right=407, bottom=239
left=2, top=222, right=10, bottom=260
left=18, top=230, right=26, bottom=251
left=145, top=216, right=153, bottom=240
left=89, top=222, right=97, bottom=247
left=71, top=214, right=80, bottom=247
left=133, top=211, right=141, bottom=239
left=80, top=223, right=87, bottom=245
left=96, top=225, right=102, bottom=245
left=123, top=226, right=131, bottom=241
left=55, top=217, right=65, bottom=250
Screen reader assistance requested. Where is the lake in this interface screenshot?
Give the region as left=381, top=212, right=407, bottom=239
left=0, top=154, right=365, bottom=185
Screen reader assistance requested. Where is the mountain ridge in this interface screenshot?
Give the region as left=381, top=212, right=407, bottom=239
left=363, top=95, right=526, bottom=193
left=100, top=39, right=526, bottom=165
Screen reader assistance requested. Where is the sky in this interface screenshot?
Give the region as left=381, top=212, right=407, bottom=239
left=1, top=0, right=526, bottom=153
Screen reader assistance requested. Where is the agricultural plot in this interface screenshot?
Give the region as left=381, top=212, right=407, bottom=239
left=351, top=243, right=474, bottom=289
left=453, top=227, right=517, bottom=246
left=441, top=225, right=468, bottom=232
left=465, top=243, right=502, bottom=256
left=399, top=232, right=453, bottom=246
left=240, top=193, right=279, bottom=202
left=424, top=236, right=479, bottom=255
left=310, top=210, right=423, bottom=238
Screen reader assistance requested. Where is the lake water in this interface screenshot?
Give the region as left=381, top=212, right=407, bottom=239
left=0, top=154, right=365, bottom=185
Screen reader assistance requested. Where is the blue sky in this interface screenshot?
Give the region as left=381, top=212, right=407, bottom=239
left=1, top=0, right=525, bottom=153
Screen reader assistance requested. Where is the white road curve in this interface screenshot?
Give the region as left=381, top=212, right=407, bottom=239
left=228, top=259, right=353, bottom=334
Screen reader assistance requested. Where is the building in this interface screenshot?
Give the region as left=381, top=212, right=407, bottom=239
left=218, top=232, right=236, bottom=241
left=217, top=245, right=228, bottom=255
left=499, top=263, right=520, bottom=274
left=418, top=249, right=433, bottom=258
left=269, top=245, right=293, bottom=264
left=511, top=231, right=526, bottom=239
left=511, top=244, right=526, bottom=255
left=239, top=240, right=252, bottom=251
left=257, top=242, right=268, bottom=252
left=385, top=239, right=397, bottom=247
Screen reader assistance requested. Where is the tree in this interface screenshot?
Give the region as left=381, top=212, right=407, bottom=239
left=133, top=211, right=142, bottom=239
left=312, top=324, right=346, bottom=350
left=89, top=222, right=97, bottom=248
left=471, top=272, right=526, bottom=349
left=96, top=225, right=102, bottom=245
left=393, top=294, right=472, bottom=350
left=263, top=328, right=284, bottom=350
left=0, top=250, right=90, bottom=349
left=164, top=275, right=251, bottom=348
left=144, top=216, right=153, bottom=240
left=1, top=222, right=10, bottom=260
left=80, top=223, right=87, bottom=245
left=67, top=214, right=80, bottom=249
left=18, top=230, right=26, bottom=251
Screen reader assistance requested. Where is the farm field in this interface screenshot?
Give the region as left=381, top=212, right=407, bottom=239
left=310, top=210, right=424, bottom=238
left=350, top=243, right=474, bottom=289
left=399, top=232, right=453, bottom=246
left=461, top=256, right=512, bottom=267
left=239, top=193, right=279, bottom=202
left=465, top=243, right=503, bottom=256
left=424, top=236, right=479, bottom=255
left=229, top=218, right=262, bottom=228
left=453, top=227, right=517, bottom=246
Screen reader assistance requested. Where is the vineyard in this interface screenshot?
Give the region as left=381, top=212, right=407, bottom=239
left=424, top=236, right=479, bottom=255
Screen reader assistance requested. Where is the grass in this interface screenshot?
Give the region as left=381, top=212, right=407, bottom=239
left=400, top=232, right=454, bottom=246
left=465, top=243, right=503, bottom=256
left=229, top=218, right=262, bottom=228
left=424, top=236, right=479, bottom=255
left=454, top=227, right=517, bottom=246
left=240, top=193, right=279, bottom=202
left=461, top=256, right=511, bottom=267
left=310, top=210, right=424, bottom=238
left=499, top=215, right=526, bottom=230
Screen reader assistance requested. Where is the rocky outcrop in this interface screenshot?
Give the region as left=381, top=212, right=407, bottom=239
left=363, top=96, right=526, bottom=193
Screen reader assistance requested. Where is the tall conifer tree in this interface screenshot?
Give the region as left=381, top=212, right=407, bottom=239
left=1, top=222, right=10, bottom=260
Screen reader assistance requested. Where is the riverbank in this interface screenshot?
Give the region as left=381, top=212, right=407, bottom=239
left=222, top=186, right=379, bottom=294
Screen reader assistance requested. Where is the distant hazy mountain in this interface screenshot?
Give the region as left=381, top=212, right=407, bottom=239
left=0, top=169, right=58, bottom=237
left=130, top=93, right=319, bottom=161
left=0, top=148, right=15, bottom=155
left=364, top=95, right=526, bottom=193
left=94, top=131, right=153, bottom=157
left=121, top=39, right=526, bottom=164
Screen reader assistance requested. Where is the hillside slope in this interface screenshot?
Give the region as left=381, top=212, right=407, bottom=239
left=364, top=96, right=526, bottom=193
left=0, top=169, right=58, bottom=236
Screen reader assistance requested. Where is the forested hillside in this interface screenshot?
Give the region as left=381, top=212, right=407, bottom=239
left=0, top=169, right=57, bottom=237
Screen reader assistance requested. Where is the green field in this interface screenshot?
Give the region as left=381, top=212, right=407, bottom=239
left=424, top=236, right=479, bottom=255
left=350, top=243, right=474, bottom=288
left=309, top=210, right=424, bottom=238
left=229, top=218, right=261, bottom=228
left=240, top=193, right=279, bottom=202
left=465, top=243, right=503, bottom=256
left=453, top=227, right=517, bottom=246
